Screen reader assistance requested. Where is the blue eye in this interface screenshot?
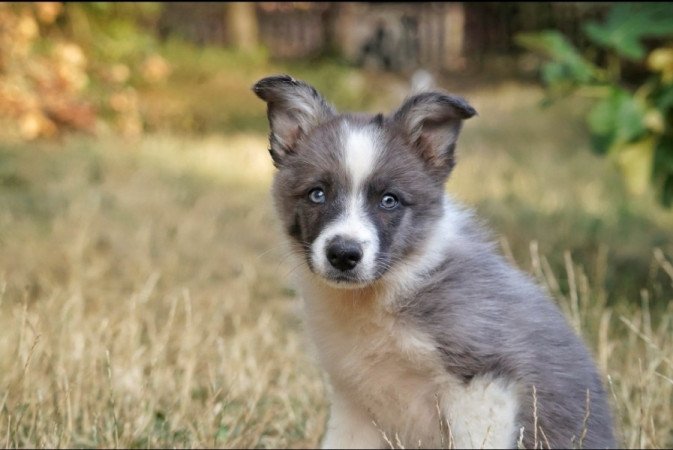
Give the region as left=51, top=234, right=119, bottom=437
left=380, top=193, right=399, bottom=210
left=308, top=188, right=326, bottom=204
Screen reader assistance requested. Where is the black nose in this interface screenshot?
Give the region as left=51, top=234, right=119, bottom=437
left=326, top=238, right=363, bottom=271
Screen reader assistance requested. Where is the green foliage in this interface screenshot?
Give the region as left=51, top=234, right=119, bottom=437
left=586, top=87, right=648, bottom=154
left=517, top=3, right=673, bottom=207
left=583, top=3, right=673, bottom=60
left=516, top=31, right=599, bottom=87
left=63, top=3, right=163, bottom=63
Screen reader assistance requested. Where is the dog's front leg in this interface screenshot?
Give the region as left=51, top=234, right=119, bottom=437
left=321, top=389, right=382, bottom=449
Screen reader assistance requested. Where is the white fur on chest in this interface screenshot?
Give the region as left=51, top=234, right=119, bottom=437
left=300, top=282, right=520, bottom=449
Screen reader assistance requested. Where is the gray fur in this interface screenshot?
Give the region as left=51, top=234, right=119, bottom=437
left=400, top=216, right=616, bottom=448
left=252, top=75, right=336, bottom=167
left=252, top=74, right=616, bottom=448
left=393, top=91, right=477, bottom=179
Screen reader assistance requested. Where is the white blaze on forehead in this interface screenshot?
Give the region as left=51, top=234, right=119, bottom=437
left=310, top=124, right=382, bottom=283
left=343, top=124, right=381, bottom=188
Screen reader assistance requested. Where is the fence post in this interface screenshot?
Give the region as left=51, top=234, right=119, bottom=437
left=225, top=3, right=259, bottom=52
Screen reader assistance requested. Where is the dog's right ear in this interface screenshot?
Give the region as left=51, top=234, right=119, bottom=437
left=252, top=75, right=336, bottom=167
left=392, top=91, right=476, bottom=179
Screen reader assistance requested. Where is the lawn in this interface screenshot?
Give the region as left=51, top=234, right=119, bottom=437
left=0, top=51, right=672, bottom=448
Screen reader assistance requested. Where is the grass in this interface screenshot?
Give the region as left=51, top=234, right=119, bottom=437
left=1, top=50, right=672, bottom=447
left=136, top=40, right=412, bottom=135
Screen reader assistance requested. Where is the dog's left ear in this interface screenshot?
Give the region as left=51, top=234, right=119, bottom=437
left=253, top=74, right=335, bottom=167
left=392, top=92, right=477, bottom=178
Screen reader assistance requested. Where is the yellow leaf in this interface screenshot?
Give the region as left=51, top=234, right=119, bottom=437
left=647, top=47, right=673, bottom=83
left=613, top=138, right=656, bottom=195
left=644, top=109, right=665, bottom=133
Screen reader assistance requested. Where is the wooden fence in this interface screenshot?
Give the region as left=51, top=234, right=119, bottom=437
left=157, top=2, right=609, bottom=72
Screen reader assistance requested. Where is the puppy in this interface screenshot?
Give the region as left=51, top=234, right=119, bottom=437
left=252, top=75, right=616, bottom=449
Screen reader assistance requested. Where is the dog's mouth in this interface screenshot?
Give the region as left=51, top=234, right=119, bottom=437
left=311, top=265, right=384, bottom=289
left=321, top=275, right=374, bottom=289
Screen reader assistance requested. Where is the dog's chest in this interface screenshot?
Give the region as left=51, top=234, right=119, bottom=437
left=304, top=295, right=521, bottom=448
left=308, top=301, right=450, bottom=446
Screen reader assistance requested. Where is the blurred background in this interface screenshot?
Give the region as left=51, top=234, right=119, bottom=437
left=0, top=2, right=672, bottom=448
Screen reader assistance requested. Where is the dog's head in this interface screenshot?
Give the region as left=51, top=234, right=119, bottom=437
left=253, top=75, right=476, bottom=288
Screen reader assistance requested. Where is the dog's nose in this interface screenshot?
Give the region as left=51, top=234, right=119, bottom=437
left=326, top=238, right=363, bottom=271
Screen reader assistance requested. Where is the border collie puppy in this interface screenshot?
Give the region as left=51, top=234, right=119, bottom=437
left=252, top=75, right=616, bottom=449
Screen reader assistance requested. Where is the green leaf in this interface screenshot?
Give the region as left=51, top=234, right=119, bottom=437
left=590, top=132, right=614, bottom=156
left=587, top=87, right=648, bottom=153
left=653, top=135, right=673, bottom=206
left=662, top=175, right=673, bottom=207
left=583, top=3, right=673, bottom=60
left=541, top=62, right=566, bottom=85
left=653, top=134, right=673, bottom=175
left=655, top=84, right=673, bottom=111
left=516, top=31, right=598, bottom=85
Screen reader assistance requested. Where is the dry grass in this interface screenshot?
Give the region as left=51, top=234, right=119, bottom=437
left=0, top=134, right=328, bottom=448
left=0, top=82, right=672, bottom=448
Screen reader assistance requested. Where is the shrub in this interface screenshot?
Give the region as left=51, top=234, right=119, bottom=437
left=517, top=3, right=673, bottom=206
left=0, top=3, right=169, bottom=141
